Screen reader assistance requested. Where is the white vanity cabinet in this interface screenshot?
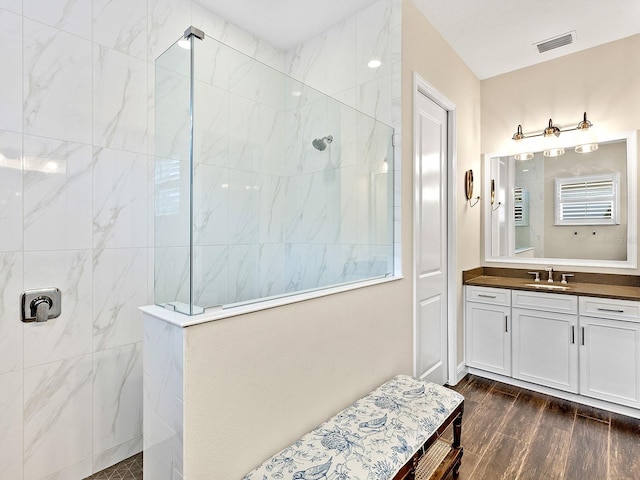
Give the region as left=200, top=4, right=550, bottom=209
left=578, top=297, right=640, bottom=409
left=511, top=290, right=579, bottom=393
left=465, top=286, right=511, bottom=376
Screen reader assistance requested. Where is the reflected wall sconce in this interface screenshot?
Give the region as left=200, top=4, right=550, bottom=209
left=511, top=112, right=598, bottom=159
left=465, top=170, right=480, bottom=207
left=491, top=179, right=503, bottom=211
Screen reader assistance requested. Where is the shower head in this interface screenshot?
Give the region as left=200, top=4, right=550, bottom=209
left=312, top=135, right=333, bottom=151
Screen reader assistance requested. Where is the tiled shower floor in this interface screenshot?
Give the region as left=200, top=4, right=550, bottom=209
left=83, top=453, right=143, bottom=480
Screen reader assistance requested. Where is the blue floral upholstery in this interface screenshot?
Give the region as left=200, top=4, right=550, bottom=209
left=243, top=375, right=464, bottom=480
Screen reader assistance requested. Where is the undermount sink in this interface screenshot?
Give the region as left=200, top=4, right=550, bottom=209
left=525, top=283, right=571, bottom=291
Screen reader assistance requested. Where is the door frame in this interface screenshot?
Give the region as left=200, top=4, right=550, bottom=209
left=412, top=72, right=458, bottom=385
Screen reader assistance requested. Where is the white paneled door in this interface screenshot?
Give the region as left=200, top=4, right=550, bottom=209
left=414, top=90, right=448, bottom=384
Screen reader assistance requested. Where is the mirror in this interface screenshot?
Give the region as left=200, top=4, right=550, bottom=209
left=484, top=131, right=637, bottom=268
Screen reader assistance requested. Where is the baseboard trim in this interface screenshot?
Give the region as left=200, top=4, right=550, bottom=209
left=447, top=363, right=468, bottom=386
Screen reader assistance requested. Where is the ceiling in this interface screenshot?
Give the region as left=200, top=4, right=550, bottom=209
left=196, top=0, right=640, bottom=79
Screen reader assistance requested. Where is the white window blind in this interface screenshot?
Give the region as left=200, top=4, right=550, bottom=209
left=554, top=173, right=620, bottom=225
left=514, top=187, right=529, bottom=226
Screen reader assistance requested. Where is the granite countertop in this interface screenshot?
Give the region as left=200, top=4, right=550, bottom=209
left=464, top=267, right=640, bottom=302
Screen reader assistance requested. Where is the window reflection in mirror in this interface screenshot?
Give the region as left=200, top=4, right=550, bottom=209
left=484, top=131, right=637, bottom=268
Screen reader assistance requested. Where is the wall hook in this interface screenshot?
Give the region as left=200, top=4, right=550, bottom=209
left=468, top=196, right=481, bottom=207
left=492, top=201, right=503, bottom=212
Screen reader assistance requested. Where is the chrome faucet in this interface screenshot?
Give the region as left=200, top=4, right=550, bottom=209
left=561, top=273, right=574, bottom=285
left=545, top=267, right=554, bottom=283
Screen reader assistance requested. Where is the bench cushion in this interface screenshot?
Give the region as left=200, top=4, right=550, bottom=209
left=243, top=375, right=464, bottom=480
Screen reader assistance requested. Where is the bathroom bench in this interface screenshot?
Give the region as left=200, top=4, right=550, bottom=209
left=243, top=375, right=464, bottom=480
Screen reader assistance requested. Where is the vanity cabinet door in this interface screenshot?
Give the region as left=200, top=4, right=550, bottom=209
left=579, top=317, right=640, bottom=408
left=466, top=301, right=511, bottom=376
left=512, top=308, right=579, bottom=393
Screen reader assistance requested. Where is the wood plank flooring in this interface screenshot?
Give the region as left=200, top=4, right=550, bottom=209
left=444, top=374, right=640, bottom=480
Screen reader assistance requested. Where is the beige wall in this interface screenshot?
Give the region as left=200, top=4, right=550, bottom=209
left=402, top=0, right=482, bottom=364
left=184, top=281, right=413, bottom=478
left=482, top=34, right=640, bottom=273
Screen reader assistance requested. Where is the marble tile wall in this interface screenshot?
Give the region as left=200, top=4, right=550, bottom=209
left=0, top=1, right=289, bottom=479
left=155, top=0, right=401, bottom=309
left=0, top=0, right=400, bottom=478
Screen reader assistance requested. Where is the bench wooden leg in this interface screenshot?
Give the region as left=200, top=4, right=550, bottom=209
left=452, top=412, right=462, bottom=449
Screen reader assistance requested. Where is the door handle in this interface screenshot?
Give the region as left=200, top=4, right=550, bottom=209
left=597, top=307, right=624, bottom=313
left=581, top=327, right=585, bottom=346
left=505, top=315, right=508, bottom=333
left=571, top=325, right=575, bottom=344
left=478, top=294, right=497, bottom=298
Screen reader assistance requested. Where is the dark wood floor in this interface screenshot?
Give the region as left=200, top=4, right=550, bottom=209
left=443, top=374, right=640, bottom=480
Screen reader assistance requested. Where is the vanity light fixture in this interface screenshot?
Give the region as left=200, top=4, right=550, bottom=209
left=510, top=112, right=598, bottom=158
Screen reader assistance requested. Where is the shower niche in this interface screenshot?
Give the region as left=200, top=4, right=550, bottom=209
left=154, top=27, right=395, bottom=315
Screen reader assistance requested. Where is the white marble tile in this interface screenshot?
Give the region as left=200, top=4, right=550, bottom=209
left=93, top=435, right=142, bottom=473
left=193, top=164, right=229, bottom=246
left=325, top=16, right=357, bottom=96
left=171, top=397, right=183, bottom=475
left=93, top=248, right=146, bottom=352
left=258, top=243, right=285, bottom=299
left=228, top=169, right=259, bottom=244
left=255, top=39, right=287, bottom=72
left=144, top=410, right=176, bottom=480
left=194, top=35, right=229, bottom=90
left=192, top=245, right=228, bottom=308
left=93, top=343, right=143, bottom=453
left=193, top=82, right=229, bottom=167
left=326, top=165, right=358, bottom=244
left=0, top=0, right=21, bottom=14
left=94, top=45, right=148, bottom=154
left=0, top=252, right=23, bottom=375
left=38, top=459, right=92, bottom=480
left=229, top=244, right=259, bottom=303
left=286, top=31, right=327, bottom=94
left=0, top=371, right=23, bottom=480
left=357, top=244, right=393, bottom=278
left=356, top=162, right=392, bottom=245
left=153, top=246, right=190, bottom=307
left=23, top=250, right=93, bottom=368
left=93, top=147, right=148, bottom=249
left=148, top=0, right=191, bottom=61
left=358, top=74, right=393, bottom=126
left=356, top=0, right=393, bottom=85
left=154, top=158, right=190, bottom=248
left=326, top=100, right=358, bottom=169
left=23, top=0, right=91, bottom=39
left=94, top=0, right=147, bottom=60
left=258, top=174, right=286, bottom=244
left=327, top=244, right=359, bottom=284
left=229, top=93, right=260, bottom=172
left=0, top=130, right=23, bottom=250
left=258, top=105, right=287, bottom=176
left=23, top=135, right=93, bottom=251
left=23, top=19, right=92, bottom=144
left=258, top=62, right=287, bottom=112
left=143, top=316, right=183, bottom=423
left=285, top=172, right=327, bottom=244
left=284, top=243, right=327, bottom=293
left=23, top=355, right=93, bottom=480
left=0, top=10, right=22, bottom=133
left=154, top=63, right=190, bottom=161
left=296, top=99, right=329, bottom=175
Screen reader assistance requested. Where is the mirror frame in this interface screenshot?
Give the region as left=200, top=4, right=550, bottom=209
left=483, top=130, right=638, bottom=269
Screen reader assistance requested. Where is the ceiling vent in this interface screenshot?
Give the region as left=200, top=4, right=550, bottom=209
left=535, top=31, right=576, bottom=53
